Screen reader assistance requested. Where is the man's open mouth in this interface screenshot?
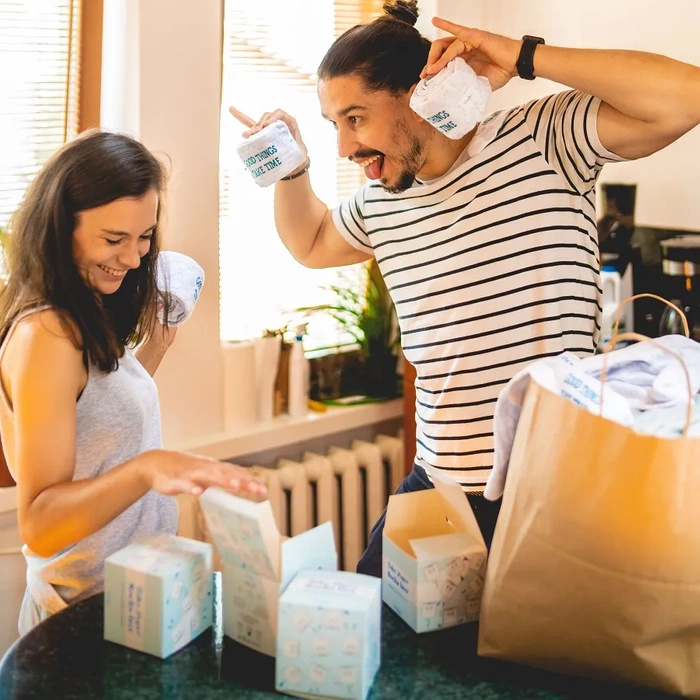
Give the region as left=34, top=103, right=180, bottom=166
left=354, top=154, right=384, bottom=180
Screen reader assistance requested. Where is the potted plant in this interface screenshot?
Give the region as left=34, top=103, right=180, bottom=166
left=296, top=259, right=401, bottom=399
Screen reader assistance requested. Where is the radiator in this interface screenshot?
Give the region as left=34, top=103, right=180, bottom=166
left=178, top=433, right=404, bottom=572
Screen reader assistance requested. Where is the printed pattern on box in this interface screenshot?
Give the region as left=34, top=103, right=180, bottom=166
left=276, top=570, right=381, bottom=700
left=384, top=533, right=486, bottom=632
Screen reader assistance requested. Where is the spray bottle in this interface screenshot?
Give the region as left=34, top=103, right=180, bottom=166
left=287, top=323, right=309, bottom=418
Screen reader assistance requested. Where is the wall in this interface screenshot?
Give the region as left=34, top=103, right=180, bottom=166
left=434, top=0, right=700, bottom=230
left=102, top=0, right=224, bottom=449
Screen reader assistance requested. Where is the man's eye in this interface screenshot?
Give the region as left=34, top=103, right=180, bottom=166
left=349, top=116, right=361, bottom=125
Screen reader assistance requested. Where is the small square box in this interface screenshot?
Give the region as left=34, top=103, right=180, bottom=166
left=276, top=570, right=381, bottom=700
left=103, top=533, right=214, bottom=658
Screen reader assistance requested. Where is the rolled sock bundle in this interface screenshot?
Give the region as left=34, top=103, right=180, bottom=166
left=156, top=251, right=205, bottom=326
left=409, top=57, right=491, bottom=139
left=235, top=120, right=307, bottom=187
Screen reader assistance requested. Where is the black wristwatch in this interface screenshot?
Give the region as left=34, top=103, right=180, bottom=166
left=516, top=35, right=545, bottom=80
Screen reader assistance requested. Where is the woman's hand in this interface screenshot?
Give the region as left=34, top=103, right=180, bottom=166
left=140, top=450, right=267, bottom=499
left=421, top=17, right=521, bottom=91
left=229, top=106, right=309, bottom=169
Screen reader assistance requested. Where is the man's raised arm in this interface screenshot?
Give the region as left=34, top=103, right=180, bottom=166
left=230, top=107, right=371, bottom=269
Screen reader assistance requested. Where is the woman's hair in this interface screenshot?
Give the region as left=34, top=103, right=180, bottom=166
left=0, top=130, right=168, bottom=372
left=317, top=1, right=431, bottom=94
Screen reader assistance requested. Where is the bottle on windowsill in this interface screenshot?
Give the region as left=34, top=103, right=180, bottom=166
left=287, top=324, right=309, bottom=418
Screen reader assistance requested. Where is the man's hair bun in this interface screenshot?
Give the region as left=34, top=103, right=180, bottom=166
left=382, top=0, right=419, bottom=27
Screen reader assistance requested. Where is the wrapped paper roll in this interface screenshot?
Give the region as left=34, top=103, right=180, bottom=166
left=156, top=251, right=205, bottom=326
left=410, top=57, right=491, bottom=139
left=235, top=120, right=306, bottom=187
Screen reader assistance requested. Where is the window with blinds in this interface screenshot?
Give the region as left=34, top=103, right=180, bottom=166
left=219, top=0, right=382, bottom=345
left=0, top=0, right=81, bottom=227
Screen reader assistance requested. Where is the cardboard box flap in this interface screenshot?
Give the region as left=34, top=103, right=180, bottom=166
left=280, top=520, right=337, bottom=590
left=199, top=488, right=280, bottom=579
left=426, top=466, right=485, bottom=546
left=384, top=488, right=463, bottom=558
left=384, top=489, right=445, bottom=535
left=409, top=531, right=479, bottom=561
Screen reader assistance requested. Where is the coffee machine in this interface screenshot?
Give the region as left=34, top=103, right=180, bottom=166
left=598, top=183, right=636, bottom=278
left=598, top=183, right=638, bottom=335
left=597, top=183, right=700, bottom=339
left=657, top=235, right=700, bottom=341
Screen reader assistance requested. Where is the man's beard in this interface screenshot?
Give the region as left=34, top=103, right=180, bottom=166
left=381, top=124, right=425, bottom=194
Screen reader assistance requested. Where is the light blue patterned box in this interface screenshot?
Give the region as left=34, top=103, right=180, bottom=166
left=276, top=570, right=381, bottom=700
left=382, top=468, right=487, bottom=633
left=199, top=488, right=337, bottom=657
left=103, top=533, right=214, bottom=658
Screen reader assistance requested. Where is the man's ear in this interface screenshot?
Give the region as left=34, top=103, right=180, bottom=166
left=406, top=83, right=424, bottom=124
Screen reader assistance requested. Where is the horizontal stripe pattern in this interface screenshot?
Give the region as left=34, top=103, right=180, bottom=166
left=332, top=91, right=625, bottom=491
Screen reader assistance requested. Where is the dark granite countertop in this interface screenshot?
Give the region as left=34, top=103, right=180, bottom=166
left=0, top=575, right=674, bottom=700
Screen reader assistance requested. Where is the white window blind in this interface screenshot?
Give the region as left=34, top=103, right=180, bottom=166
left=0, top=0, right=81, bottom=226
left=219, top=0, right=382, bottom=345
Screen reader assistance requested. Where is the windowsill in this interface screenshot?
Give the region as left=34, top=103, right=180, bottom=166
left=165, top=398, right=404, bottom=461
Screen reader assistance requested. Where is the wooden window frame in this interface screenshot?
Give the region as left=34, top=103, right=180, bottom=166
left=78, top=0, right=103, bottom=132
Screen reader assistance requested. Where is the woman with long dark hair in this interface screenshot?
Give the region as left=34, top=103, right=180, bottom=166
left=0, top=130, right=264, bottom=633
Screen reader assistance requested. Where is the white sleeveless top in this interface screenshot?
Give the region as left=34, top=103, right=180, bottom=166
left=0, top=305, right=177, bottom=619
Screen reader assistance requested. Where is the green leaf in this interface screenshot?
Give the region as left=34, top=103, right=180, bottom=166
left=293, top=259, right=399, bottom=362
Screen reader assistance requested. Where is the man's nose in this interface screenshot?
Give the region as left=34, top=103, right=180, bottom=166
left=336, top=127, right=358, bottom=160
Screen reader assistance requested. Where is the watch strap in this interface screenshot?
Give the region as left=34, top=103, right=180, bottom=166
left=516, top=35, right=545, bottom=81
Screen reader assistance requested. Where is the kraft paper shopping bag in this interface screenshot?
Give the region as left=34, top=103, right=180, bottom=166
left=478, top=332, right=700, bottom=698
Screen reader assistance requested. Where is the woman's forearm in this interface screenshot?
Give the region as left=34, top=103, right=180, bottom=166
left=19, top=453, right=152, bottom=558
left=135, top=338, right=169, bottom=376
left=135, top=323, right=177, bottom=376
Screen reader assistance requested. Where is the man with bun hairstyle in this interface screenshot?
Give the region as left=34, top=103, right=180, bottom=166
left=231, top=1, right=700, bottom=576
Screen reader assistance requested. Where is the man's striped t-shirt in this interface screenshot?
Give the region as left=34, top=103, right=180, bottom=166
left=332, top=90, right=625, bottom=492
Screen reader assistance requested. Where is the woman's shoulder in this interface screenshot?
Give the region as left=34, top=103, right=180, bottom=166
left=8, top=307, right=83, bottom=359
left=1, top=307, right=87, bottom=405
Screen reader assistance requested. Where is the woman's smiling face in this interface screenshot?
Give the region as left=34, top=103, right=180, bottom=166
left=71, top=190, right=158, bottom=295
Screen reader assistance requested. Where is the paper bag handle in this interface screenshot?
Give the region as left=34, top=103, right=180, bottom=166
left=612, top=293, right=689, bottom=339
left=600, top=331, right=694, bottom=437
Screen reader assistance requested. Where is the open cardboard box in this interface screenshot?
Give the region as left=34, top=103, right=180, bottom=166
left=382, top=468, right=487, bottom=632
left=199, top=488, right=337, bottom=656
